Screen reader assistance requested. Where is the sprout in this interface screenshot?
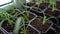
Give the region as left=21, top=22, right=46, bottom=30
left=42, top=16, right=57, bottom=25
left=49, top=0, right=56, bottom=11
left=43, top=15, right=47, bottom=25
left=13, top=17, right=22, bottom=34
left=0, top=9, right=14, bottom=25
left=13, top=17, right=27, bottom=34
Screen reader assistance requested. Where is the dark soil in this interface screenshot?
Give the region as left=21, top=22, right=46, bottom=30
left=30, top=17, right=52, bottom=32
left=0, top=30, right=4, bottom=34
left=32, top=3, right=48, bottom=10
left=57, top=16, right=60, bottom=26
left=18, top=26, right=39, bottom=34
left=19, top=12, right=35, bottom=20
left=45, top=8, right=60, bottom=17
left=2, top=20, right=14, bottom=32
left=56, top=2, right=60, bottom=10
left=26, top=26, right=39, bottom=34
left=52, top=24, right=60, bottom=34
left=7, top=9, right=21, bottom=16
left=29, top=13, right=35, bottom=20
left=45, top=29, right=58, bottom=34
left=27, top=2, right=35, bottom=7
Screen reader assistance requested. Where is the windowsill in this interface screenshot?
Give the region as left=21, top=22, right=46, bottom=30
left=0, top=0, right=12, bottom=5
left=0, top=1, right=13, bottom=7
left=0, top=2, right=13, bottom=8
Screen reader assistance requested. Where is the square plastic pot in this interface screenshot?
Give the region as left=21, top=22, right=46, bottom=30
left=28, top=16, right=53, bottom=33
left=45, top=8, right=60, bottom=17
left=17, top=12, right=37, bottom=23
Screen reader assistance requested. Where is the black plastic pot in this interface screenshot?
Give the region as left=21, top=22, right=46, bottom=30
left=7, top=8, right=25, bottom=17
left=30, top=7, right=48, bottom=15
left=30, top=8, right=43, bottom=16
left=0, top=12, right=37, bottom=34
left=1, top=20, right=15, bottom=33
left=48, top=15, right=60, bottom=29
left=56, top=0, right=60, bottom=10
left=27, top=25, right=41, bottom=34
left=44, top=8, right=60, bottom=17
left=0, top=27, right=9, bottom=34
left=44, top=29, right=58, bottom=34
left=56, top=15, right=60, bottom=28
left=52, top=24, right=60, bottom=34
left=24, top=2, right=49, bottom=16
left=11, top=24, right=41, bottom=34
left=0, top=27, right=6, bottom=34
left=26, top=2, right=35, bottom=7
left=0, top=16, right=16, bottom=34
left=28, top=16, right=53, bottom=33
left=17, top=12, right=37, bottom=23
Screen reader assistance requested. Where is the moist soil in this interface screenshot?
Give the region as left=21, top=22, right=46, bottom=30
left=32, top=3, right=48, bottom=11
left=56, top=2, right=60, bottom=10
left=45, top=8, right=60, bottom=17
left=30, top=17, right=52, bottom=32
left=19, top=12, right=35, bottom=20
left=2, top=20, right=14, bottom=32
left=7, top=9, right=20, bottom=16
left=27, top=2, right=35, bottom=7
left=0, top=30, right=4, bottom=34
left=26, top=26, right=39, bottom=34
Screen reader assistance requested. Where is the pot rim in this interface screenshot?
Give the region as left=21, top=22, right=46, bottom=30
left=28, top=16, right=53, bottom=33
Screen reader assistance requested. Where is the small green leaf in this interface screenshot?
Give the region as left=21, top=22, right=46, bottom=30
left=13, top=17, right=22, bottom=34
left=43, top=16, right=47, bottom=25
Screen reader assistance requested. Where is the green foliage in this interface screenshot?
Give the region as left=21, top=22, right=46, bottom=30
left=42, top=16, right=57, bottom=25
left=13, top=17, right=27, bottom=34
left=0, top=9, right=14, bottom=25
left=43, top=15, right=47, bottom=25
left=13, top=17, right=22, bottom=34
left=49, top=0, right=56, bottom=11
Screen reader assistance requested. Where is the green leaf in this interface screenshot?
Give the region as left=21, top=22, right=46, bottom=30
left=43, top=15, right=47, bottom=25
left=13, top=17, right=22, bottom=34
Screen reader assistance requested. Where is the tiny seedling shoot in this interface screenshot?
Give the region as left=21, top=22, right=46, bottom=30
left=13, top=17, right=27, bottom=34
left=0, top=9, right=14, bottom=25
left=49, top=0, right=57, bottom=11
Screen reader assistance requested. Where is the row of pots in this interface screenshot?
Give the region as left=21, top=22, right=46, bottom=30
left=0, top=0, right=60, bottom=34
left=0, top=8, right=60, bottom=34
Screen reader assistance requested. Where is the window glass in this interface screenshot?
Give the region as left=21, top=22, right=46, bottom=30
left=0, top=0, right=11, bottom=5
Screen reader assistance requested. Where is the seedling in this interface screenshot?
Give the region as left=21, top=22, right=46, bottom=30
left=14, top=0, right=26, bottom=10
left=43, top=15, right=47, bottom=25
left=49, top=0, right=57, bottom=11
left=15, top=8, right=29, bottom=23
left=13, top=17, right=27, bottom=34
left=13, top=17, right=23, bottom=34
left=37, top=15, right=57, bottom=25
left=0, top=9, right=14, bottom=25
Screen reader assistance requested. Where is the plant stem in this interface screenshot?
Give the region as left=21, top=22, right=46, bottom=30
left=43, top=15, right=47, bottom=25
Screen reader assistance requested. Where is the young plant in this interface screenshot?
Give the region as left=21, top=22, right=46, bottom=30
left=13, top=17, right=27, bottom=34
left=38, top=10, right=57, bottom=25
left=0, top=9, right=14, bottom=25
left=15, top=8, right=29, bottom=23
left=42, top=15, right=57, bottom=25
left=21, top=17, right=27, bottom=34
left=43, top=15, right=47, bottom=25
left=14, top=0, right=26, bottom=10
left=13, top=17, right=22, bottom=34
left=49, top=0, right=56, bottom=11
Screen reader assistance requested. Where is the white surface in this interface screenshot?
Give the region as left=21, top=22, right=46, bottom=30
left=0, top=3, right=13, bottom=8
left=26, top=0, right=30, bottom=3
left=0, top=0, right=11, bottom=5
